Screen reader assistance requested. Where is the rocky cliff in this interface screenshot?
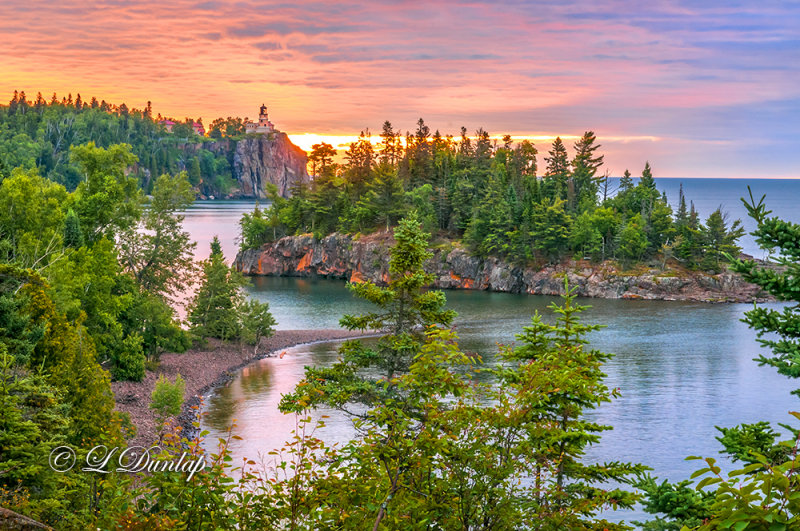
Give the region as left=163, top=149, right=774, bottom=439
left=230, top=133, right=309, bottom=198
left=195, top=133, right=309, bottom=198
left=234, top=233, right=769, bottom=303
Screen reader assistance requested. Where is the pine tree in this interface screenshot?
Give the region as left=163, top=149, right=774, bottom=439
left=702, top=208, right=744, bottom=272
left=675, top=183, right=689, bottom=228
left=543, top=136, right=570, bottom=201
left=378, top=120, right=401, bottom=166
left=640, top=161, right=656, bottom=190
left=358, top=164, right=405, bottom=231
left=619, top=168, right=634, bottom=191
left=62, top=208, right=84, bottom=248
left=188, top=237, right=248, bottom=341
left=571, top=131, right=604, bottom=209
left=281, top=211, right=456, bottom=412
left=493, top=281, right=646, bottom=527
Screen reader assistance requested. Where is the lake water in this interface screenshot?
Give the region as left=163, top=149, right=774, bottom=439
left=182, top=178, right=800, bottom=524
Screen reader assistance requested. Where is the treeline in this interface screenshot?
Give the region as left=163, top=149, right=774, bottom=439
left=0, top=142, right=274, bottom=525
left=242, top=121, right=743, bottom=271
left=0, top=90, right=238, bottom=196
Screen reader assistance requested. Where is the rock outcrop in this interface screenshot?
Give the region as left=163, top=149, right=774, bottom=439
left=191, top=133, right=309, bottom=198
left=230, top=133, right=309, bottom=198
left=234, top=233, right=770, bottom=303
left=0, top=507, right=52, bottom=530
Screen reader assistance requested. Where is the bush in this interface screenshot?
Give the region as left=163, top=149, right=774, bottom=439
left=239, top=299, right=276, bottom=354
left=149, top=374, right=185, bottom=426
left=110, top=334, right=145, bottom=381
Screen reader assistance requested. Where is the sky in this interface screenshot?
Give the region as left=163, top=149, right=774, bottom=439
left=1, top=0, right=799, bottom=178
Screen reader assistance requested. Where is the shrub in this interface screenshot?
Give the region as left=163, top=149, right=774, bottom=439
left=149, top=374, right=185, bottom=427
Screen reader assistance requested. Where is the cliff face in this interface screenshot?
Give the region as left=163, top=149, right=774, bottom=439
left=234, top=233, right=768, bottom=303
left=196, top=133, right=309, bottom=198
left=231, top=133, right=309, bottom=198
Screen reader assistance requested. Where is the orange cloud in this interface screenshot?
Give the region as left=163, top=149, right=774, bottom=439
left=1, top=1, right=798, bottom=178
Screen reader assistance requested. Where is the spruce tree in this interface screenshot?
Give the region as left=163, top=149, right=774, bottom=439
left=619, top=168, right=634, bottom=191
left=640, top=161, right=656, bottom=190
left=281, top=211, right=456, bottom=413
left=543, top=136, right=570, bottom=201
left=571, top=131, right=604, bottom=209
left=62, top=208, right=84, bottom=248
left=188, top=237, right=248, bottom=341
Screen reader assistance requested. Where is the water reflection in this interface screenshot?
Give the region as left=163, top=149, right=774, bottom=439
left=203, top=277, right=796, bottom=488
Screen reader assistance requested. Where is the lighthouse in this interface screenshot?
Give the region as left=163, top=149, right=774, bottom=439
left=246, top=104, right=275, bottom=134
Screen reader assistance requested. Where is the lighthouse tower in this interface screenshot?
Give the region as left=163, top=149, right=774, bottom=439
left=246, top=103, right=275, bottom=134
left=258, top=104, right=273, bottom=130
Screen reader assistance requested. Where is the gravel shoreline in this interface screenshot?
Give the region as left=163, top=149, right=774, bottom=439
left=112, top=329, right=372, bottom=447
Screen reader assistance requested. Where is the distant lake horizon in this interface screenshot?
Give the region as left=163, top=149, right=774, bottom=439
left=183, top=177, right=800, bottom=261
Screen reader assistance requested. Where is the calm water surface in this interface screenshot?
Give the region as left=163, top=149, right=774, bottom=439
left=183, top=181, right=799, bottom=524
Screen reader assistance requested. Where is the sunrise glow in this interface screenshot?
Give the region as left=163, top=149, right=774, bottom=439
left=1, top=1, right=798, bottom=178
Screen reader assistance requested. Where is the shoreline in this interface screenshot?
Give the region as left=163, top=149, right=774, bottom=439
left=235, top=233, right=773, bottom=304
left=112, top=329, right=373, bottom=448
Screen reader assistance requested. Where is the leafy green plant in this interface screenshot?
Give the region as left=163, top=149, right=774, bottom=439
left=150, top=374, right=185, bottom=427
left=641, top=189, right=800, bottom=529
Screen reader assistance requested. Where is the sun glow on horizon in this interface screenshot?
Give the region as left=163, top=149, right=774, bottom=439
left=286, top=132, right=663, bottom=154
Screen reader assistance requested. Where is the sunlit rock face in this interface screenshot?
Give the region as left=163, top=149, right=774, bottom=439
left=234, top=233, right=769, bottom=303
left=193, top=133, right=309, bottom=198
left=232, top=133, right=309, bottom=198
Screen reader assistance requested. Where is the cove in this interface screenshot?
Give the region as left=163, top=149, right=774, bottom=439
left=199, top=276, right=796, bottom=522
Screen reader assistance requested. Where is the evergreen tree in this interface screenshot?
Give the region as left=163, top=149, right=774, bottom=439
left=618, top=214, right=648, bottom=263
left=530, top=198, right=573, bottom=261
left=543, top=136, right=570, bottom=201
left=308, top=142, right=336, bottom=178
left=675, top=183, right=689, bottom=228
left=188, top=157, right=201, bottom=186
left=188, top=237, right=248, bottom=341
left=62, top=208, right=84, bottom=248
left=281, top=211, right=456, bottom=413
left=571, top=130, right=604, bottom=209
left=619, top=169, right=634, bottom=191
left=701, top=208, right=744, bottom=272
left=640, top=161, right=656, bottom=190
left=378, top=120, right=401, bottom=166
left=358, top=163, right=405, bottom=231
left=491, top=282, right=646, bottom=527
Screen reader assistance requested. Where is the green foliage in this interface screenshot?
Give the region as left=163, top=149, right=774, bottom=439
left=0, top=264, right=122, bottom=446
left=276, top=217, right=641, bottom=528
left=729, top=189, right=800, bottom=386
left=240, top=120, right=740, bottom=271
left=110, top=333, right=145, bottom=381
left=642, top=191, right=800, bottom=529
left=571, top=210, right=604, bottom=259
left=701, top=208, right=744, bottom=272
left=618, top=213, right=649, bottom=263
left=188, top=239, right=269, bottom=343
left=62, top=208, right=83, bottom=248
left=633, top=475, right=713, bottom=530
left=0, top=92, right=239, bottom=197
left=280, top=211, right=455, bottom=414
left=239, top=201, right=274, bottom=249
left=70, top=142, right=142, bottom=243
left=715, top=421, right=793, bottom=466
left=490, top=281, right=647, bottom=527
left=238, top=298, right=277, bottom=354
left=118, top=170, right=196, bottom=301
left=150, top=374, right=185, bottom=426
left=0, top=168, right=68, bottom=267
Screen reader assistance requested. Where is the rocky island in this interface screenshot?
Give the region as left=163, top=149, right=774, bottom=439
left=234, top=232, right=770, bottom=303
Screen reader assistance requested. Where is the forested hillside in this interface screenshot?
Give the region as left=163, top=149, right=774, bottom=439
left=0, top=90, right=240, bottom=196
left=242, top=121, right=744, bottom=272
